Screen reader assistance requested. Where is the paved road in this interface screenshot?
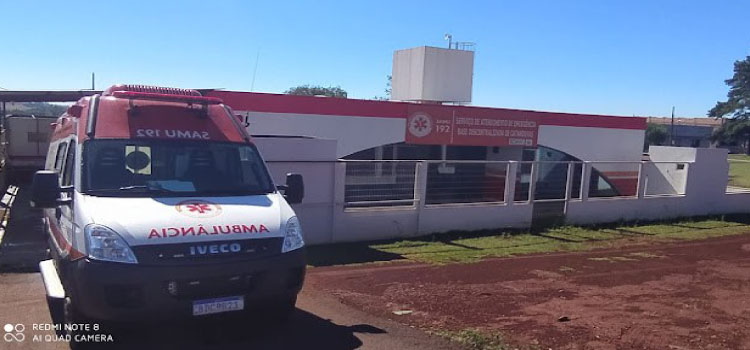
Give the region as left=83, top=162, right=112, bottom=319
left=0, top=185, right=458, bottom=350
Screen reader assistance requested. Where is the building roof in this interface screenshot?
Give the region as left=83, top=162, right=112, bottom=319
left=0, top=90, right=102, bottom=102
left=0, top=89, right=648, bottom=131
left=207, top=90, right=647, bottom=131
left=648, top=117, right=723, bottom=127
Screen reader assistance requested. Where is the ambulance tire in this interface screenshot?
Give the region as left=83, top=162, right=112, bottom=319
left=263, top=295, right=297, bottom=324
left=46, top=296, right=66, bottom=337
left=64, top=297, right=94, bottom=350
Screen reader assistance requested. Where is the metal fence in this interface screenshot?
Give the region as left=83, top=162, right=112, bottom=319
left=425, top=161, right=508, bottom=205
left=343, top=160, right=418, bottom=208
left=341, top=160, right=691, bottom=208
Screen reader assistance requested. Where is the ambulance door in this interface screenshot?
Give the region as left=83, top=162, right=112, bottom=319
left=50, top=139, right=76, bottom=258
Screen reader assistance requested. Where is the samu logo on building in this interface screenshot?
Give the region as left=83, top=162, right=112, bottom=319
left=4, top=323, right=24, bottom=342
left=407, top=113, right=433, bottom=138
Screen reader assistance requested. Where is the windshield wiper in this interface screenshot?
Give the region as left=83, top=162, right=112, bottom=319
left=195, top=189, right=274, bottom=196
left=117, top=185, right=176, bottom=193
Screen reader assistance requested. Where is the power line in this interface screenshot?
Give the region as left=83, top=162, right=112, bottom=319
left=250, top=48, right=261, bottom=92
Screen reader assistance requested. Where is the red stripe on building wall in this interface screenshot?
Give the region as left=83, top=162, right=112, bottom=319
left=208, top=91, right=409, bottom=118
left=208, top=90, right=646, bottom=131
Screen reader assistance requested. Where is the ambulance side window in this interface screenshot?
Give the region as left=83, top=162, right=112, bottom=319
left=53, top=142, right=68, bottom=174
left=62, top=142, right=76, bottom=187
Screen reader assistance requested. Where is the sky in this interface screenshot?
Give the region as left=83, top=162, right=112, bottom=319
left=0, top=0, right=748, bottom=118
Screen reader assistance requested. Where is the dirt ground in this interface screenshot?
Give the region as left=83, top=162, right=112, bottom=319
left=306, top=234, right=750, bottom=350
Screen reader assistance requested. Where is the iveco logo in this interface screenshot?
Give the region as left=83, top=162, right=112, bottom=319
left=189, top=243, right=242, bottom=256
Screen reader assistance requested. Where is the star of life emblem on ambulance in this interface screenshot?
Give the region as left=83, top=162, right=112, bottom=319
left=408, top=113, right=433, bottom=138
left=175, top=200, right=223, bottom=218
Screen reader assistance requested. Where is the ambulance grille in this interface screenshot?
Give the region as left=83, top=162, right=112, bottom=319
left=132, top=238, right=284, bottom=265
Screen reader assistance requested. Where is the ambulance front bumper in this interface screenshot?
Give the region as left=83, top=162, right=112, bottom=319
left=66, top=248, right=305, bottom=322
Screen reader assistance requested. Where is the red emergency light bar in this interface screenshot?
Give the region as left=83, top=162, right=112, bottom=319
left=104, top=84, right=202, bottom=96
left=103, top=84, right=223, bottom=104
left=109, top=90, right=223, bottom=104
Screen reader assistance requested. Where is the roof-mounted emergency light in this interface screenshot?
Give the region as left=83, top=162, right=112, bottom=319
left=103, top=84, right=222, bottom=104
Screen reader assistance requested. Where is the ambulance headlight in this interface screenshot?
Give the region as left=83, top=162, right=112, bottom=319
left=84, top=224, right=138, bottom=264
left=282, top=216, right=304, bottom=253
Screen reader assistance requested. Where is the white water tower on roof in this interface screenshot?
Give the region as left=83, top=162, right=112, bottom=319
left=390, top=40, right=475, bottom=104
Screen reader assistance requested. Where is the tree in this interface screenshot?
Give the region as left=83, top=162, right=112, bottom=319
left=372, top=75, right=392, bottom=101
left=711, top=118, right=750, bottom=152
left=285, top=85, right=347, bottom=98
left=7, top=102, right=67, bottom=117
left=709, top=55, right=750, bottom=153
left=644, top=123, right=668, bottom=150
left=385, top=75, right=392, bottom=98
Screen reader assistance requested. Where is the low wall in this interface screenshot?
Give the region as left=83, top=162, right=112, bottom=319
left=254, top=141, right=749, bottom=245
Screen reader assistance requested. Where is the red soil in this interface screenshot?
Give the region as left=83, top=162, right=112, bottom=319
left=306, top=234, right=750, bottom=349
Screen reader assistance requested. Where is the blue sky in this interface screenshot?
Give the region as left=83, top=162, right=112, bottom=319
left=1, top=0, right=748, bottom=117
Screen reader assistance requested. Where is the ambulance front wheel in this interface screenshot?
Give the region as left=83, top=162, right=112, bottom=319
left=64, top=297, right=95, bottom=350
left=264, top=295, right=297, bottom=323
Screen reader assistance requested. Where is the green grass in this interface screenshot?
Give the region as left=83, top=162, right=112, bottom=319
left=729, top=154, right=750, bottom=188
left=307, top=215, right=750, bottom=266
left=431, top=329, right=527, bottom=350
left=728, top=154, right=750, bottom=161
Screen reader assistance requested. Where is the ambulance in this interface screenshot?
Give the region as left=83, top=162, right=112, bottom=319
left=33, top=85, right=306, bottom=334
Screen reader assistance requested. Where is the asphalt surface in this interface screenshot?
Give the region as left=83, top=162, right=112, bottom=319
left=0, top=184, right=459, bottom=350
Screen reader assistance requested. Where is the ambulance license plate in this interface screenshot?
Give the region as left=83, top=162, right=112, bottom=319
left=192, top=296, right=244, bottom=316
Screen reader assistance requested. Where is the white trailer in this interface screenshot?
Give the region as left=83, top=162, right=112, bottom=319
left=1, top=115, right=57, bottom=183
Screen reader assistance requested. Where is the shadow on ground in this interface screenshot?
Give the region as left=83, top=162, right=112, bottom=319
left=102, top=309, right=385, bottom=350
left=307, top=243, right=406, bottom=267
left=0, top=181, right=47, bottom=273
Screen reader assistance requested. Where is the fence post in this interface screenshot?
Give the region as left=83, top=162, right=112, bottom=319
left=564, top=162, right=575, bottom=201
left=637, top=162, right=646, bottom=199
left=580, top=161, right=591, bottom=201
left=334, top=162, right=347, bottom=206
left=415, top=162, right=428, bottom=208
left=505, top=161, right=517, bottom=206
left=415, top=161, right=428, bottom=235
left=331, top=161, right=348, bottom=244
left=527, top=162, right=537, bottom=204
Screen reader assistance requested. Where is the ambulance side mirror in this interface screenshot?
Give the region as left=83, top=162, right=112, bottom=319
left=31, top=170, right=71, bottom=208
left=283, top=173, right=304, bottom=204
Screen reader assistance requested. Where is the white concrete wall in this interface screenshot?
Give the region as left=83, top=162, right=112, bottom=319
left=239, top=111, right=406, bottom=158
left=392, top=46, right=474, bottom=103
left=643, top=162, right=683, bottom=195
left=418, top=203, right=532, bottom=234
left=253, top=140, right=747, bottom=245
left=254, top=137, right=338, bottom=245
left=539, top=125, right=644, bottom=162
left=567, top=147, right=741, bottom=226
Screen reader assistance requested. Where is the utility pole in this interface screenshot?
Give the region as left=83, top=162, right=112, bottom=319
left=670, top=106, right=675, bottom=146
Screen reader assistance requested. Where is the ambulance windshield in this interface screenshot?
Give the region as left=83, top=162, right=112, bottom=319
left=82, top=140, right=275, bottom=197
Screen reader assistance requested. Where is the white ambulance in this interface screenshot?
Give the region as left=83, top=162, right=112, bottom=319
left=33, top=85, right=306, bottom=342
